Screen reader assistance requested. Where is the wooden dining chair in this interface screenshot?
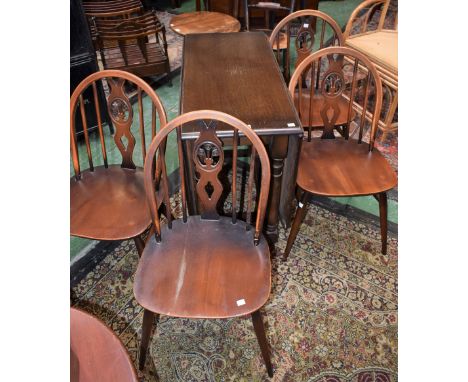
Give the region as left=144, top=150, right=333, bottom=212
left=71, top=307, right=138, bottom=382
left=269, top=10, right=347, bottom=139
left=70, top=69, right=167, bottom=257
left=269, top=9, right=343, bottom=83
left=134, top=110, right=274, bottom=377
left=283, top=46, right=397, bottom=261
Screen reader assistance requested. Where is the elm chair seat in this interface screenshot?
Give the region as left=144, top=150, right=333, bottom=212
left=294, top=91, right=355, bottom=129
left=70, top=165, right=149, bottom=240
left=296, top=139, right=397, bottom=197
left=70, top=308, right=138, bottom=382
left=134, top=216, right=271, bottom=318
left=70, top=70, right=168, bottom=256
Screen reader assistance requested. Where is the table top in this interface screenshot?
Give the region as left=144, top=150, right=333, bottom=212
left=70, top=308, right=138, bottom=382
left=170, top=11, right=241, bottom=36
left=181, top=32, right=302, bottom=137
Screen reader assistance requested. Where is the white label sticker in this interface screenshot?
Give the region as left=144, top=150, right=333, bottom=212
left=287, top=123, right=296, bottom=127
left=303, top=23, right=309, bottom=28
left=236, top=299, right=246, bottom=306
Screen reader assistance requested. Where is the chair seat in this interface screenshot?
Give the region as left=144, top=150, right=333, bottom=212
left=134, top=216, right=271, bottom=319
left=70, top=165, right=150, bottom=240
left=71, top=308, right=138, bottom=382
left=345, top=31, right=397, bottom=73
left=297, top=139, right=397, bottom=196
left=294, top=91, right=355, bottom=128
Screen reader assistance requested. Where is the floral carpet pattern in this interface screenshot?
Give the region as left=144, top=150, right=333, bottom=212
left=71, top=194, right=397, bottom=381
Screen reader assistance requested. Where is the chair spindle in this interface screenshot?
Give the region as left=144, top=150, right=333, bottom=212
left=231, top=129, right=239, bottom=224
left=92, top=82, right=108, bottom=168
left=358, top=71, right=371, bottom=144
left=138, top=88, right=147, bottom=160
left=246, top=146, right=256, bottom=231
left=79, top=94, right=94, bottom=172
left=346, top=59, right=359, bottom=140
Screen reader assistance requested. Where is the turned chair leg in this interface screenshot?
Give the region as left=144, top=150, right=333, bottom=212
left=133, top=235, right=145, bottom=258
left=251, top=310, right=273, bottom=378
left=139, top=309, right=159, bottom=371
left=283, top=192, right=310, bottom=261
left=378, top=192, right=388, bottom=255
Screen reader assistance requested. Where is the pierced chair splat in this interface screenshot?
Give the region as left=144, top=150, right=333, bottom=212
left=134, top=110, right=274, bottom=377
left=70, top=69, right=168, bottom=256
left=283, top=46, right=397, bottom=261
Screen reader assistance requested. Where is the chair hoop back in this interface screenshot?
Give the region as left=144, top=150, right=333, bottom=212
left=288, top=46, right=383, bottom=149
left=70, top=69, right=167, bottom=179
left=344, top=0, right=396, bottom=39
left=144, top=110, right=271, bottom=246
left=270, top=9, right=344, bottom=47
left=269, top=9, right=344, bottom=82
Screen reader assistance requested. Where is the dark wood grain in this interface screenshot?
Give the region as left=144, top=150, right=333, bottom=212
left=296, top=140, right=396, bottom=197
left=70, top=308, right=138, bottom=382
left=134, top=216, right=271, bottom=318
left=181, top=32, right=301, bottom=136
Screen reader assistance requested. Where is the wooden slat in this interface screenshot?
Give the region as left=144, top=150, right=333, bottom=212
left=92, top=82, right=108, bottom=168
left=346, top=58, right=359, bottom=139
left=231, top=129, right=238, bottom=224
left=79, top=94, right=94, bottom=171
left=246, top=146, right=256, bottom=231
left=138, top=88, right=146, bottom=160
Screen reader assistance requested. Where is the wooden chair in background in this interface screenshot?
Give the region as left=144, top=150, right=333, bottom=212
left=270, top=10, right=346, bottom=139
left=283, top=47, right=397, bottom=260
left=70, top=69, right=167, bottom=257
left=92, top=11, right=170, bottom=79
left=71, top=308, right=138, bottom=382
left=269, top=9, right=343, bottom=84
left=244, top=0, right=295, bottom=35
left=83, top=0, right=144, bottom=19
left=344, top=0, right=397, bottom=141
left=134, top=110, right=274, bottom=377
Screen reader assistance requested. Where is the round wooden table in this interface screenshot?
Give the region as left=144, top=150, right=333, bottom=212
left=70, top=308, right=138, bottom=382
left=170, top=11, right=241, bottom=36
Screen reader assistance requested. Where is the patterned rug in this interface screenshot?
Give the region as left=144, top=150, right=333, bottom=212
left=71, top=196, right=397, bottom=381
